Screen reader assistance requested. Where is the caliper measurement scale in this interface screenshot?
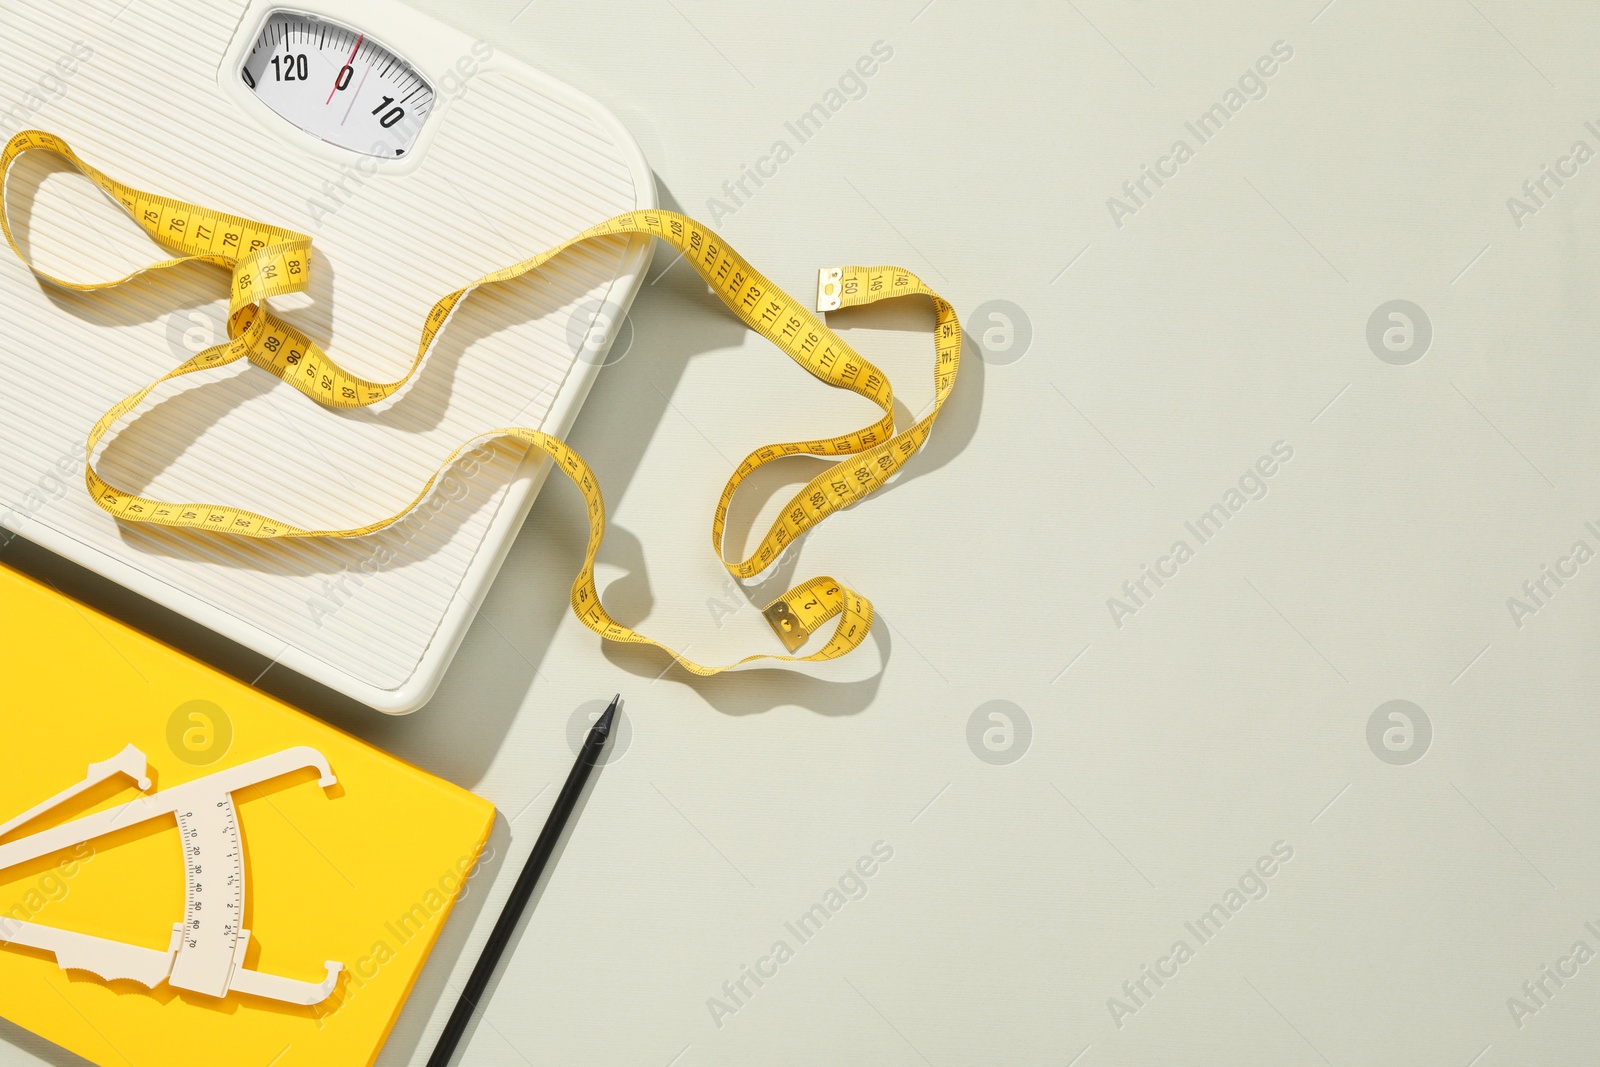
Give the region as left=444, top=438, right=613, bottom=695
left=0, top=745, right=343, bottom=1005
left=172, top=796, right=246, bottom=996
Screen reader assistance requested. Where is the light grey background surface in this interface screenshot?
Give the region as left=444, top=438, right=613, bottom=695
left=6, top=0, right=1600, bottom=1064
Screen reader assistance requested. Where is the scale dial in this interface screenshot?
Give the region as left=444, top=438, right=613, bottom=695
left=241, top=10, right=435, bottom=158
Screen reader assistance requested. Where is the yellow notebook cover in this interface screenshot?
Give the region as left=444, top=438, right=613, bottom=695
left=0, top=562, right=495, bottom=1066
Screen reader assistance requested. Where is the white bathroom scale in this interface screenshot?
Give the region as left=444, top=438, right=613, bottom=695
left=0, top=0, right=654, bottom=712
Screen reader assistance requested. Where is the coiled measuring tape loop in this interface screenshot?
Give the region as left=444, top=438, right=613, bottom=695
left=0, top=129, right=961, bottom=675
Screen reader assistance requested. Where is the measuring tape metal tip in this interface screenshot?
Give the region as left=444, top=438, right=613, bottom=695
left=763, top=599, right=809, bottom=653
left=817, top=267, right=844, bottom=312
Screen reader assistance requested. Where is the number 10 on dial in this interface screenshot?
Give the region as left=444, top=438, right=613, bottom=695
left=240, top=9, right=436, bottom=158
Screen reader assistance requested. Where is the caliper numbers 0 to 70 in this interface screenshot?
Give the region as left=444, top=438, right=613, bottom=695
left=241, top=10, right=436, bottom=158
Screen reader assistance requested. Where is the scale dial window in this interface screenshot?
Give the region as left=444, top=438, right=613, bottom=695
left=241, top=10, right=435, bottom=159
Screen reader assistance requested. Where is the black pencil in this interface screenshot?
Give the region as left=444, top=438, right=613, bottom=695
left=426, top=693, right=620, bottom=1067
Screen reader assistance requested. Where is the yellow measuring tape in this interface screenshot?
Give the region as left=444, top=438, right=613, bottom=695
left=0, top=129, right=960, bottom=676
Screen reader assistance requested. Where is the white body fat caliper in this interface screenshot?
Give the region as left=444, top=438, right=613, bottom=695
left=0, top=0, right=653, bottom=711
left=0, top=746, right=342, bottom=1005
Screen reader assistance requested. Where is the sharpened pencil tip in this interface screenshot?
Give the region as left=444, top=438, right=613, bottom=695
left=593, top=694, right=620, bottom=737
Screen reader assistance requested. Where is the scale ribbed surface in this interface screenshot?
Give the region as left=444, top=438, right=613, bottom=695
left=0, top=0, right=643, bottom=693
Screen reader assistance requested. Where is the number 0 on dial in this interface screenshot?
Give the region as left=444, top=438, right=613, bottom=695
left=241, top=10, right=435, bottom=158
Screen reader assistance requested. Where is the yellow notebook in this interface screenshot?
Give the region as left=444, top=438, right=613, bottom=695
left=0, top=562, right=495, bottom=1066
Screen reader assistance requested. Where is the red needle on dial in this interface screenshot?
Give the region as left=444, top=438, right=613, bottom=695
left=326, top=34, right=364, bottom=105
